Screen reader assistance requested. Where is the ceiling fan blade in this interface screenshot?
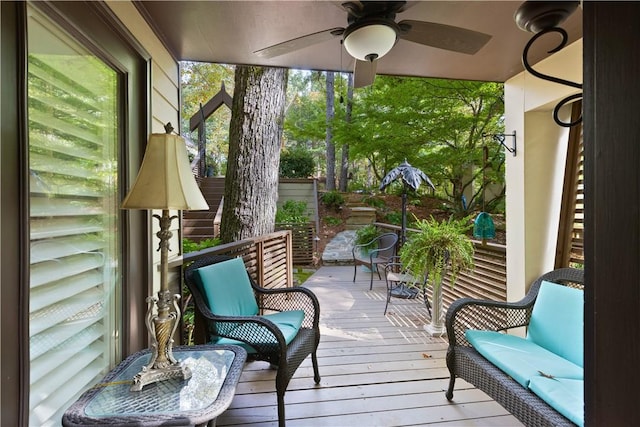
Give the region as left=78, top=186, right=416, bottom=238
left=398, top=20, right=492, bottom=55
left=254, top=28, right=344, bottom=58
left=353, top=59, right=377, bottom=88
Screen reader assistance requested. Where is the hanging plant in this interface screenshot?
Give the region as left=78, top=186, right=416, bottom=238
left=399, top=215, right=475, bottom=291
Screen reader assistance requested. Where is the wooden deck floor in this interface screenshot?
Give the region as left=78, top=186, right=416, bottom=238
left=217, top=265, right=523, bottom=426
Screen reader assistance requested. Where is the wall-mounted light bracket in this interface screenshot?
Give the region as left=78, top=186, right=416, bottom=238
left=515, top=1, right=582, bottom=128
left=484, top=131, right=517, bottom=156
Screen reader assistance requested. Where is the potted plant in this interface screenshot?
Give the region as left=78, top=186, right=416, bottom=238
left=354, top=224, right=382, bottom=252
left=399, top=215, right=475, bottom=336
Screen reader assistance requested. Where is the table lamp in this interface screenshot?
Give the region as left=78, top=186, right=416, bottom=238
left=122, top=123, right=209, bottom=391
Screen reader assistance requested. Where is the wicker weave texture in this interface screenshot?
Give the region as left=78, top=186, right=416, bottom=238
left=445, top=268, right=584, bottom=426
left=184, top=254, right=321, bottom=427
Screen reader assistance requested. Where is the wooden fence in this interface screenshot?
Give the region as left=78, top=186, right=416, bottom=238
left=177, top=229, right=293, bottom=290
left=275, top=222, right=315, bottom=265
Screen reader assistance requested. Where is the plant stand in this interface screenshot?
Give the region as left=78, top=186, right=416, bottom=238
left=424, top=277, right=446, bottom=337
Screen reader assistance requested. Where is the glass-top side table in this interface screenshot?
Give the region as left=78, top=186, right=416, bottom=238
left=62, top=345, right=247, bottom=427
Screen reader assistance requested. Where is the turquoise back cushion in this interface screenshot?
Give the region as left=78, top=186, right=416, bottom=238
left=527, top=280, right=584, bottom=367
left=194, top=258, right=259, bottom=316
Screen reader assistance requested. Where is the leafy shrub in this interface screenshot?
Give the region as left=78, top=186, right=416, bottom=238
left=183, top=237, right=221, bottom=253
left=280, top=147, right=315, bottom=178
left=324, top=216, right=342, bottom=226
left=276, top=200, right=309, bottom=224
left=384, top=211, right=403, bottom=225
left=362, top=195, right=385, bottom=209
left=320, top=190, right=345, bottom=211
left=354, top=224, right=381, bottom=249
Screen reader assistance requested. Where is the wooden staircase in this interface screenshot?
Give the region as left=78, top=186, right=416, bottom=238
left=183, top=177, right=225, bottom=242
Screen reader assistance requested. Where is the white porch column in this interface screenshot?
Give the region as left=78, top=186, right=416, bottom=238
left=504, top=39, right=582, bottom=300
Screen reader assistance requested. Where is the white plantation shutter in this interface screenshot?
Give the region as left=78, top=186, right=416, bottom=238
left=27, top=6, right=121, bottom=426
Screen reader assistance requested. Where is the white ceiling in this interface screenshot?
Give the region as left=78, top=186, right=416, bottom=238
left=137, top=1, right=582, bottom=82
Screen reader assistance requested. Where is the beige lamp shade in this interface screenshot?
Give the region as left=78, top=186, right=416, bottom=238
left=122, top=133, right=209, bottom=210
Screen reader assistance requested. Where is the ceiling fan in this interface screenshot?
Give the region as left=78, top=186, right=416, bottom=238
left=254, top=1, right=492, bottom=87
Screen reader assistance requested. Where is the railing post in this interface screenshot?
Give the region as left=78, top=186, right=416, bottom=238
left=286, top=230, right=293, bottom=287
left=256, top=239, right=265, bottom=287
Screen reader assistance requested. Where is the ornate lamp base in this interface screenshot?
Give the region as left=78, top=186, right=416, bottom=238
left=131, top=362, right=192, bottom=391
left=130, top=289, right=192, bottom=391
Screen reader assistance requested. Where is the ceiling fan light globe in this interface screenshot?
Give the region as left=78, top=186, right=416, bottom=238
left=343, top=24, right=397, bottom=61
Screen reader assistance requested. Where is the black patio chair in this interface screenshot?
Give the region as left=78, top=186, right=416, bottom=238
left=184, top=255, right=321, bottom=427
left=383, top=256, right=432, bottom=316
left=352, top=232, right=398, bottom=290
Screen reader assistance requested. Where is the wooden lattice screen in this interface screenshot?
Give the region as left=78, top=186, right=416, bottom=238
left=556, top=101, right=584, bottom=268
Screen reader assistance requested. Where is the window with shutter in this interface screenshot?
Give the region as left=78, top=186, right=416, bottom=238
left=556, top=101, right=584, bottom=268
left=27, top=5, right=121, bottom=425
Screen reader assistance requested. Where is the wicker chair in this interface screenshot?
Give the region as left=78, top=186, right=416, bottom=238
left=352, top=232, right=398, bottom=290
left=184, top=255, right=321, bottom=427
left=444, top=267, right=584, bottom=427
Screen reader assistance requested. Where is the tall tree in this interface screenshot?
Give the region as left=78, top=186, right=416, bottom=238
left=325, top=71, right=336, bottom=190
left=333, top=76, right=504, bottom=213
left=220, top=66, right=288, bottom=243
left=339, top=73, right=353, bottom=191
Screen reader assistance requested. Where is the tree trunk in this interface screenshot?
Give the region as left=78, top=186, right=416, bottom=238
left=325, top=71, right=336, bottom=191
left=339, top=73, right=353, bottom=192
left=220, top=66, right=288, bottom=243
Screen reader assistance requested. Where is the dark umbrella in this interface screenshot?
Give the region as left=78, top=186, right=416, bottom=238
left=379, top=160, right=435, bottom=298
left=379, top=160, right=435, bottom=245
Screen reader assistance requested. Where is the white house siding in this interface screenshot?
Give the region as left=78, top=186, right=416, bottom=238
left=105, top=1, right=182, bottom=295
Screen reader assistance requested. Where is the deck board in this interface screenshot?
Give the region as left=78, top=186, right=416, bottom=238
left=216, top=265, right=522, bottom=426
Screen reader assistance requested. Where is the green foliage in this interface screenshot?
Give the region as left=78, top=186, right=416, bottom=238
left=324, top=216, right=342, bottom=226
left=331, top=76, right=505, bottom=215
left=384, top=211, right=403, bottom=225
left=362, top=195, right=385, bottom=209
left=399, top=216, right=474, bottom=291
left=320, top=190, right=345, bottom=210
left=280, top=147, right=315, bottom=178
left=293, top=268, right=315, bottom=286
left=183, top=237, right=221, bottom=253
left=354, top=224, right=381, bottom=249
left=276, top=200, right=309, bottom=224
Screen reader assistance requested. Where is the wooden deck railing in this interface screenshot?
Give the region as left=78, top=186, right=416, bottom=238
left=374, top=222, right=508, bottom=311
left=171, top=223, right=506, bottom=344
left=174, top=229, right=293, bottom=290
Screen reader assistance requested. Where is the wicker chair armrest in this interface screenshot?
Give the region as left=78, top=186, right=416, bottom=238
left=197, top=308, right=288, bottom=355
left=445, top=297, right=534, bottom=347
left=256, top=286, right=320, bottom=329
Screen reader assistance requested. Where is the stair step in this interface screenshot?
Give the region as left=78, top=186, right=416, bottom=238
left=183, top=219, right=213, bottom=228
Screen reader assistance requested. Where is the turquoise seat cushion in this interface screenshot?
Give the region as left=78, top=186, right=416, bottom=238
left=465, top=330, right=583, bottom=388
left=526, top=280, right=584, bottom=367
left=528, top=376, right=584, bottom=426
left=194, top=257, right=259, bottom=317
left=214, top=310, right=305, bottom=353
